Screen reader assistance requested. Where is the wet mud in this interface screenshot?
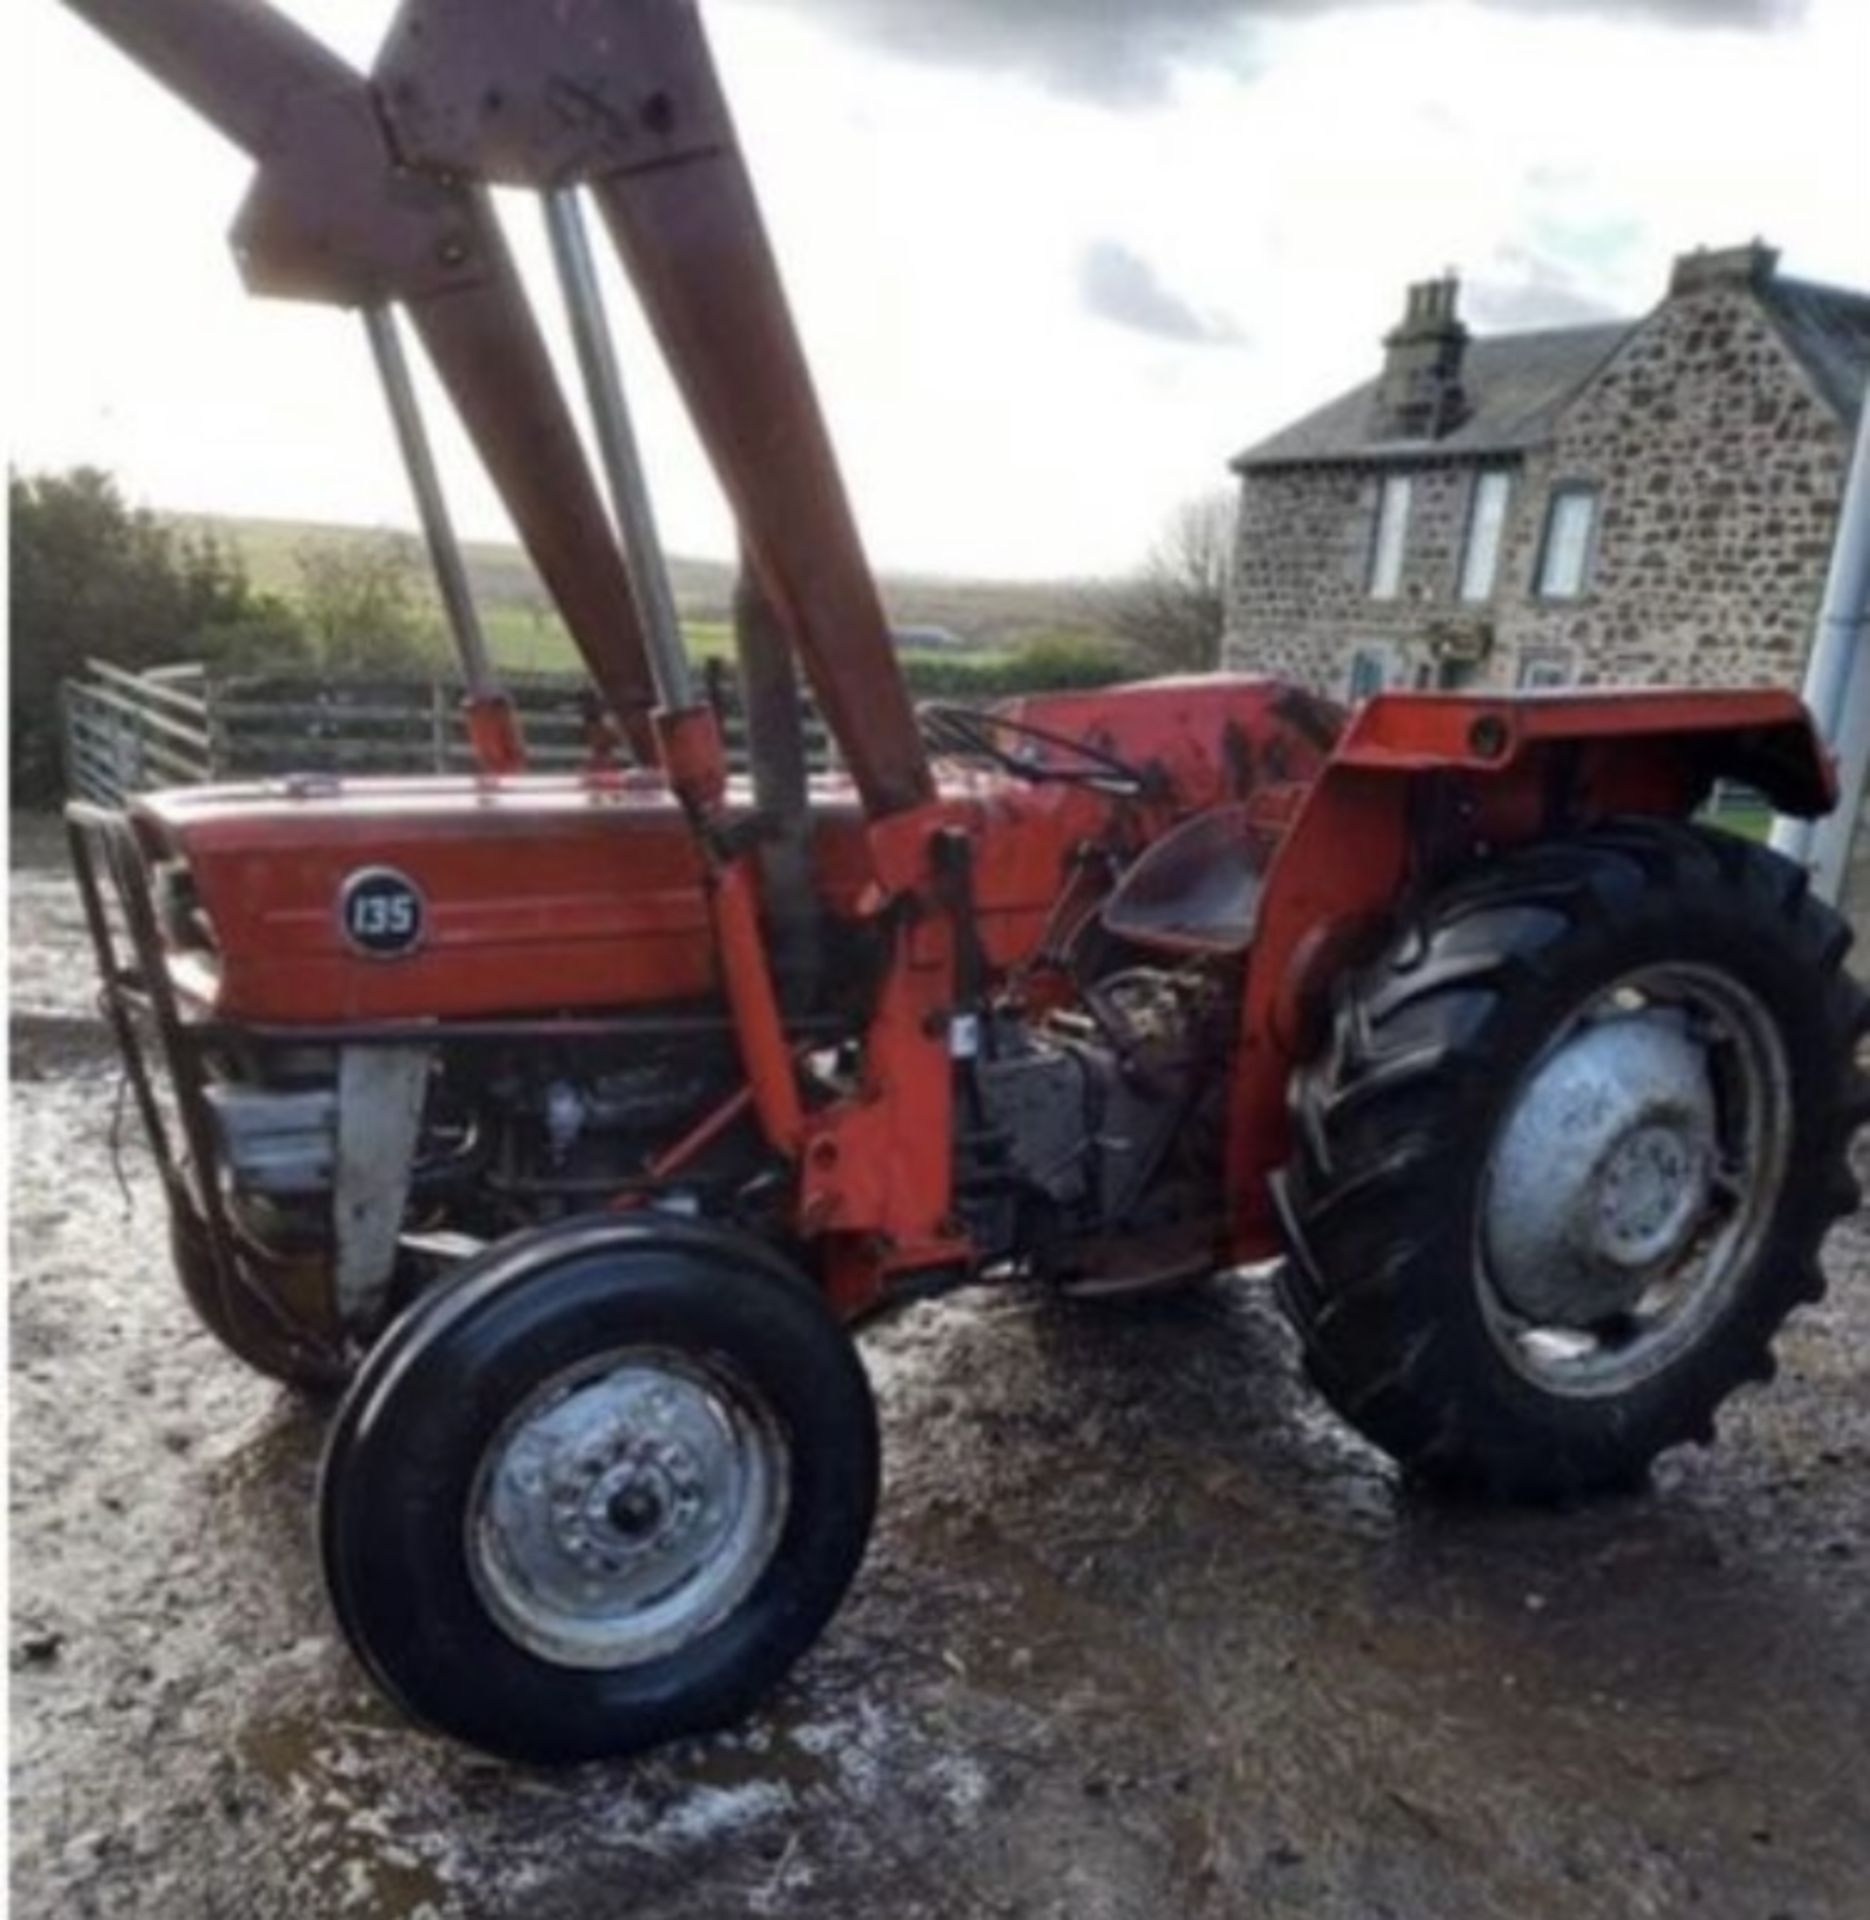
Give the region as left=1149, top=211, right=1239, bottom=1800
left=11, top=816, right=1870, bottom=1918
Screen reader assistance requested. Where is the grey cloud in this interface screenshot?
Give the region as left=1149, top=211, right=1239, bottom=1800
left=1078, top=241, right=1248, bottom=345
left=1464, top=256, right=1625, bottom=330
left=764, top=1, right=1804, bottom=101
left=773, top=1, right=1244, bottom=103
left=1493, top=0, right=1799, bottom=21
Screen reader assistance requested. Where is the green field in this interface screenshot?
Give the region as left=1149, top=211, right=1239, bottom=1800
left=1701, top=799, right=1775, bottom=844
left=169, top=511, right=1106, bottom=678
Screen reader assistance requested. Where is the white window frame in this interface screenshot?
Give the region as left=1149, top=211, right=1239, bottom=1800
left=1367, top=474, right=1412, bottom=601
left=1347, top=643, right=1397, bottom=701
left=1458, top=470, right=1512, bottom=603
left=1536, top=485, right=1599, bottom=601
left=1517, top=652, right=1574, bottom=691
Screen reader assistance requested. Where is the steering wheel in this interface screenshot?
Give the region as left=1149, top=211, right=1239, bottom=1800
left=917, top=703, right=1146, bottom=796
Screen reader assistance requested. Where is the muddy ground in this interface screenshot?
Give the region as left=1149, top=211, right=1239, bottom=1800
left=11, top=812, right=1870, bottom=1920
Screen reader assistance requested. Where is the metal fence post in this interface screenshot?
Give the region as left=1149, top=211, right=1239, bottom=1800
left=205, top=676, right=227, bottom=782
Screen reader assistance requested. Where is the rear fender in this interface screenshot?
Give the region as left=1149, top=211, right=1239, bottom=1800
left=1222, top=688, right=1832, bottom=1258
left=1332, top=686, right=1832, bottom=818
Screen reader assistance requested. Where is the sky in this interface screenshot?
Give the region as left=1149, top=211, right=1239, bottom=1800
left=10, top=0, right=1868, bottom=579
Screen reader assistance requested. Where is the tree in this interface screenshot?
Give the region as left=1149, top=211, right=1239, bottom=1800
left=1102, top=489, right=1236, bottom=676
left=293, top=533, right=439, bottom=674
left=8, top=468, right=305, bottom=803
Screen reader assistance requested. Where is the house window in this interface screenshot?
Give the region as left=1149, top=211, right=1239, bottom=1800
left=1536, top=485, right=1599, bottom=600
left=1367, top=475, right=1412, bottom=600
left=1459, top=471, right=1512, bottom=603
left=1348, top=644, right=1395, bottom=700
left=1518, top=652, right=1574, bottom=690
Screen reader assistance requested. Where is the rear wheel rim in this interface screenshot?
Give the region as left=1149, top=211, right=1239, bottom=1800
left=465, top=1346, right=791, bottom=1669
left=1478, top=963, right=1792, bottom=1398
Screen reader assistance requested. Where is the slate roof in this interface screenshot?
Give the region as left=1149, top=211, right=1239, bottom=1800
left=1761, top=274, right=1870, bottom=424
left=1233, top=272, right=1870, bottom=473
left=1231, top=323, right=1630, bottom=471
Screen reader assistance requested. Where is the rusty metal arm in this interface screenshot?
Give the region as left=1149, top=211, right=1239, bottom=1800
left=373, top=0, right=935, bottom=819
left=403, top=246, right=663, bottom=757
left=60, top=0, right=661, bottom=762
left=54, top=0, right=351, bottom=157
left=734, top=548, right=821, bottom=1008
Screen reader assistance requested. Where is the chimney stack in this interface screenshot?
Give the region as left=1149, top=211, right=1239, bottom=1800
left=1669, top=239, right=1779, bottom=299
left=1370, top=272, right=1468, bottom=441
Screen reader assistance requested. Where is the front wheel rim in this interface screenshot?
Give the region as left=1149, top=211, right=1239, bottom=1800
left=1477, top=962, right=1793, bottom=1398
left=465, top=1346, right=791, bottom=1669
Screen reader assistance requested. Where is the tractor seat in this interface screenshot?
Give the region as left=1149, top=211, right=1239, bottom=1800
left=1098, top=804, right=1267, bottom=957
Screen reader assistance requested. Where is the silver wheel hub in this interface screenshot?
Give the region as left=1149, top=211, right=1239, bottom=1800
left=1485, top=1015, right=1716, bottom=1323
left=468, top=1351, right=789, bottom=1670
left=1477, top=963, right=1791, bottom=1397
left=1595, top=1122, right=1708, bottom=1268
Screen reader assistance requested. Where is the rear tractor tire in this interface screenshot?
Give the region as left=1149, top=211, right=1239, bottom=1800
left=319, top=1216, right=879, bottom=1765
left=1277, top=819, right=1868, bottom=1502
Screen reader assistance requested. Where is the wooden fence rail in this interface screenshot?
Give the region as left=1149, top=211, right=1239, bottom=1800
left=61, top=659, right=831, bottom=806
left=62, top=660, right=1787, bottom=828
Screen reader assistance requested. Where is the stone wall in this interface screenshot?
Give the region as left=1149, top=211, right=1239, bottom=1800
left=1225, top=461, right=1490, bottom=691
left=1493, top=287, right=1845, bottom=690
left=1224, top=283, right=1848, bottom=699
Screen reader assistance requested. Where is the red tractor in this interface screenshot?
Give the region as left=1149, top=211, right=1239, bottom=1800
left=65, top=0, right=1866, bottom=1765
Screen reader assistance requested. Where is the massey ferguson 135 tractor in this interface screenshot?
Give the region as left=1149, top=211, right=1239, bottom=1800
left=65, top=0, right=1866, bottom=1765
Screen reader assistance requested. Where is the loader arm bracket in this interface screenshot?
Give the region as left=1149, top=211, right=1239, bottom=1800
left=376, top=0, right=735, bottom=184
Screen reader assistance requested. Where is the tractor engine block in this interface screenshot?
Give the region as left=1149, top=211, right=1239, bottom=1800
left=200, top=1032, right=754, bottom=1260
left=956, top=968, right=1229, bottom=1275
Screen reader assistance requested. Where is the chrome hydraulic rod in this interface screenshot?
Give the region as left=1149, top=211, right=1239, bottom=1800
left=361, top=304, right=498, bottom=706
left=543, top=187, right=694, bottom=715
left=371, top=0, right=935, bottom=817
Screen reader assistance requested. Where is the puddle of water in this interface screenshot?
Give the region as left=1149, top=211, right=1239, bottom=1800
left=236, top=1707, right=457, bottom=1920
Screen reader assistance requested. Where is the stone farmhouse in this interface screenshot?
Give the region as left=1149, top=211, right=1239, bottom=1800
left=1221, top=242, right=1870, bottom=701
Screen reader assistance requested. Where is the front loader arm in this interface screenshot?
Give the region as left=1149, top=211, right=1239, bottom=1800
left=400, top=248, right=661, bottom=753
left=374, top=0, right=936, bottom=819
left=64, top=0, right=962, bottom=1299
left=62, top=0, right=662, bottom=755
left=54, top=0, right=347, bottom=159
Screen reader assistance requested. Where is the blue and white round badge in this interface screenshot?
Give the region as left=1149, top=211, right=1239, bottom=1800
left=337, top=867, right=427, bottom=959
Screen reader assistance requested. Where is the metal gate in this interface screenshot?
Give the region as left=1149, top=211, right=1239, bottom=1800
left=60, top=661, right=214, bottom=806
left=60, top=658, right=830, bottom=806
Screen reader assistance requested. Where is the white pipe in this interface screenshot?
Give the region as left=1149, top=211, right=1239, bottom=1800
left=1772, top=396, right=1870, bottom=893
left=1808, top=622, right=1870, bottom=905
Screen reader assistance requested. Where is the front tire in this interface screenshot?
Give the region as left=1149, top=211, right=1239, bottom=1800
left=319, top=1216, right=878, bottom=1764
left=1277, top=819, right=1867, bottom=1501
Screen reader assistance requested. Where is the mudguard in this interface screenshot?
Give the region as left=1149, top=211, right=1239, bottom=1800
left=1224, top=687, right=1833, bottom=1257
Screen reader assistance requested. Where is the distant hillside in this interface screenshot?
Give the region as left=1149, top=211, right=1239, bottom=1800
left=168, top=512, right=1112, bottom=674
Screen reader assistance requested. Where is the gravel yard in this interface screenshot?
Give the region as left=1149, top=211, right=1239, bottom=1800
left=11, top=813, right=1870, bottom=1920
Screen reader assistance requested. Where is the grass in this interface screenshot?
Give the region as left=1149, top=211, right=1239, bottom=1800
left=171, top=511, right=1108, bottom=654
left=471, top=607, right=1019, bottom=679
left=170, top=512, right=737, bottom=616
left=1701, top=800, right=1774, bottom=844
left=170, top=511, right=1088, bottom=680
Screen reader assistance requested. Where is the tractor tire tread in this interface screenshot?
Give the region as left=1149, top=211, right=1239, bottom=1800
left=1277, top=818, right=1864, bottom=1503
